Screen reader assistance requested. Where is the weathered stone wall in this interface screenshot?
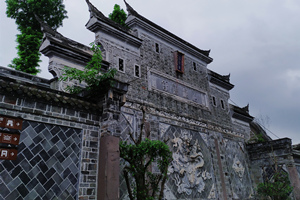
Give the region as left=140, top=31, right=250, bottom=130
left=208, top=85, right=232, bottom=127
left=95, top=31, right=239, bottom=139
left=231, top=119, right=252, bottom=142
left=138, top=33, right=209, bottom=89
left=247, top=138, right=300, bottom=199
left=88, top=10, right=256, bottom=199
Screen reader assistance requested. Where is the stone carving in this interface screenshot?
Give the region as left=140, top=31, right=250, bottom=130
left=233, top=192, right=239, bottom=199
left=200, top=132, right=209, bottom=147
left=164, top=185, right=177, bottom=200
left=162, top=80, right=169, bottom=91
left=238, top=141, right=245, bottom=152
left=232, top=155, right=245, bottom=179
left=223, top=138, right=228, bottom=147
left=208, top=184, right=216, bottom=199
left=159, top=123, right=170, bottom=138
left=168, top=131, right=212, bottom=195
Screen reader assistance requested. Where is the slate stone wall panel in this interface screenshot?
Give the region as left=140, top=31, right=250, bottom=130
left=164, top=126, right=216, bottom=199
left=297, top=165, right=300, bottom=181
left=0, top=121, right=82, bottom=200
left=223, top=139, right=253, bottom=199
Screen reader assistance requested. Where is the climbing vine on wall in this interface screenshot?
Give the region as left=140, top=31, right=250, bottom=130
left=119, top=107, right=172, bottom=200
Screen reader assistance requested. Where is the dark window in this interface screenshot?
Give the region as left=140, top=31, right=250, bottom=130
left=135, top=65, right=140, bottom=77
left=174, top=51, right=184, bottom=73
left=118, top=58, right=124, bottom=72
left=212, top=96, right=216, bottom=106
left=221, top=100, right=225, bottom=109
left=193, top=62, right=197, bottom=71
left=155, top=43, right=160, bottom=53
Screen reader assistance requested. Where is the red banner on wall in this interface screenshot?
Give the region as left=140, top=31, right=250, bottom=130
left=0, top=116, right=23, bottom=130
left=0, top=115, right=23, bottom=160
left=0, top=148, right=18, bottom=160
left=0, top=132, right=20, bottom=145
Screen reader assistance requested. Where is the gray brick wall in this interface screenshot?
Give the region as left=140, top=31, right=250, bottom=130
left=0, top=121, right=82, bottom=200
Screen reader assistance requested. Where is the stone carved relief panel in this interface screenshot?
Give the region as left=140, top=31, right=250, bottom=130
left=163, top=125, right=216, bottom=199
left=232, top=155, right=245, bottom=179
left=224, top=139, right=253, bottom=199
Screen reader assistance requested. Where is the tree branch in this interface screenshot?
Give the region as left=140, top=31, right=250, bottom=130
left=138, top=106, right=146, bottom=144
left=124, top=167, right=134, bottom=200
left=128, top=131, right=137, bottom=145
left=158, top=170, right=168, bottom=200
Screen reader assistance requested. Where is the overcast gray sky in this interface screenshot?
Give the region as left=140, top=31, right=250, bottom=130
left=1, top=0, right=300, bottom=144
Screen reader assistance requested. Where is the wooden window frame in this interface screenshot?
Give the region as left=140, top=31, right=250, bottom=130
left=174, top=51, right=185, bottom=73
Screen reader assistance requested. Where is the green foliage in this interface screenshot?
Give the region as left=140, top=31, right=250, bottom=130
left=108, top=4, right=127, bottom=27
left=257, top=132, right=266, bottom=142
left=9, top=27, right=43, bottom=74
left=120, top=108, right=172, bottom=200
left=256, top=157, right=293, bottom=200
left=257, top=172, right=292, bottom=200
left=5, top=0, right=67, bottom=74
left=60, top=43, right=117, bottom=96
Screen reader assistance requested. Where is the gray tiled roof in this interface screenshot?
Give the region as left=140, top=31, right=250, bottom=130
left=85, top=0, right=130, bottom=33
left=0, top=67, right=102, bottom=112
left=123, top=0, right=211, bottom=58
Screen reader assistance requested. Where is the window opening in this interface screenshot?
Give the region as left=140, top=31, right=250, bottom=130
left=193, top=62, right=197, bottom=71
left=155, top=43, right=160, bottom=53
left=134, top=65, right=140, bottom=77
left=175, top=51, right=184, bottom=73
left=212, top=96, right=216, bottom=106
left=118, top=58, right=124, bottom=72
left=221, top=100, right=225, bottom=109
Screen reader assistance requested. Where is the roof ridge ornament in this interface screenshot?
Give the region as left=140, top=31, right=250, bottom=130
left=223, top=73, right=230, bottom=82
left=85, top=0, right=106, bottom=19
left=123, top=0, right=139, bottom=16
left=242, top=104, right=250, bottom=113
left=34, top=14, right=64, bottom=39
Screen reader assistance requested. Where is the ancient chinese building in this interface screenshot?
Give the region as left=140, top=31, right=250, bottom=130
left=1, top=1, right=300, bottom=200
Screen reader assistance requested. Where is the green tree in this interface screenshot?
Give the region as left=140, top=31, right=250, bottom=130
left=108, top=4, right=127, bottom=27
left=60, top=42, right=117, bottom=97
left=120, top=107, right=173, bottom=200
left=5, top=0, right=67, bottom=75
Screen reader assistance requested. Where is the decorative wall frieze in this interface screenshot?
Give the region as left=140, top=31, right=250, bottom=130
left=123, top=101, right=245, bottom=139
